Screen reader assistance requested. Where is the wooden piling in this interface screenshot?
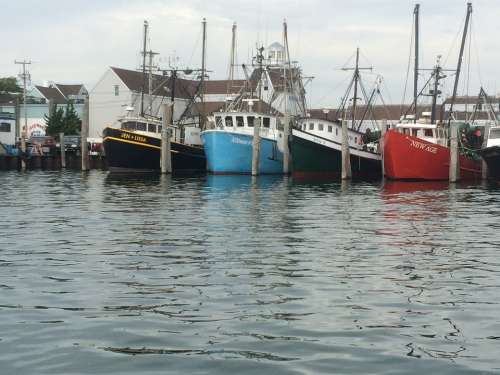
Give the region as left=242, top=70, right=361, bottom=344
left=341, top=118, right=351, bottom=180
left=59, top=132, right=66, bottom=169
left=449, top=121, right=459, bottom=182
left=81, top=96, right=90, bottom=171
left=481, top=124, right=490, bottom=180
left=283, top=114, right=291, bottom=175
left=161, top=103, right=173, bottom=174
left=251, top=116, right=262, bottom=176
left=380, top=119, right=387, bottom=178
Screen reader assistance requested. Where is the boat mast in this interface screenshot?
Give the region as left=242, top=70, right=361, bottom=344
left=140, top=20, right=148, bottom=117
left=413, top=4, right=419, bottom=123
left=351, top=47, right=360, bottom=130
left=448, top=2, right=472, bottom=123
left=430, top=59, right=441, bottom=124
left=226, top=22, right=237, bottom=100
left=200, top=18, right=207, bottom=130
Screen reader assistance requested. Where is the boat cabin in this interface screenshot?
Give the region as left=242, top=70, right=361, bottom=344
left=212, top=112, right=278, bottom=136
left=395, top=112, right=447, bottom=146
left=486, top=126, right=500, bottom=148
left=297, top=117, right=366, bottom=150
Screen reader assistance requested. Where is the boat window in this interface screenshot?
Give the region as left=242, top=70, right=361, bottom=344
left=157, top=125, right=162, bottom=133
left=328, top=125, right=332, bottom=133
left=215, top=116, right=223, bottom=127
left=0, top=122, right=11, bottom=132
left=318, top=124, right=324, bottom=131
left=136, top=122, right=146, bottom=131
left=263, top=117, right=270, bottom=128
left=247, top=116, right=255, bottom=127
left=225, top=116, right=233, bottom=127
left=355, top=137, right=358, bottom=144
left=122, top=121, right=136, bottom=131
left=335, top=128, right=338, bottom=136
left=403, top=128, right=410, bottom=135
left=148, top=124, right=156, bottom=133
left=412, top=129, right=418, bottom=137
left=236, top=116, right=244, bottom=127
left=490, top=128, right=500, bottom=139
left=309, top=123, right=314, bottom=131
left=424, top=129, right=433, bottom=137
left=303, top=124, right=306, bottom=130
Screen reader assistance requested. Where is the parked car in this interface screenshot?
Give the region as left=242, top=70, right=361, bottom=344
left=55, top=135, right=81, bottom=152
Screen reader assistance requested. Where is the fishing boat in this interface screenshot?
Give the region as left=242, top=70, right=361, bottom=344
left=384, top=3, right=481, bottom=181
left=103, top=115, right=205, bottom=174
left=290, top=48, right=382, bottom=179
left=202, top=109, right=284, bottom=174
left=291, top=118, right=381, bottom=179
left=102, top=20, right=207, bottom=174
left=478, top=126, right=500, bottom=183
left=201, top=21, right=303, bottom=175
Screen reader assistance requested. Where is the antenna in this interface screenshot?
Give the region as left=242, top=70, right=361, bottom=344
left=14, top=59, right=32, bottom=141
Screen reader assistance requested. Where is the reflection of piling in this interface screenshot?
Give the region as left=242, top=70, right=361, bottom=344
left=251, top=117, right=261, bottom=176
left=59, top=133, right=66, bottom=169
left=449, top=122, right=459, bottom=182
left=341, top=119, right=351, bottom=180
left=81, top=97, right=90, bottom=171
left=161, top=103, right=172, bottom=174
left=283, top=114, right=291, bottom=175
left=380, top=119, right=387, bottom=178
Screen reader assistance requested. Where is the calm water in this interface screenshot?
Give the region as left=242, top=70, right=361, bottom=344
left=1, top=171, right=500, bottom=374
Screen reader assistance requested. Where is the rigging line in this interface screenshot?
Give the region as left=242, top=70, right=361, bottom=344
left=316, top=74, right=352, bottom=107
left=443, top=11, right=467, bottom=67
left=471, top=22, right=484, bottom=89
left=187, top=28, right=202, bottom=68
left=340, top=52, right=357, bottom=70
left=401, top=13, right=415, bottom=117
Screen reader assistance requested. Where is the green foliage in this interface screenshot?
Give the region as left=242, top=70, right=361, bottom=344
left=0, top=77, right=22, bottom=94
left=44, top=101, right=81, bottom=136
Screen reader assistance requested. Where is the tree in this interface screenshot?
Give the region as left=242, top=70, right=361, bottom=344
left=44, top=101, right=81, bottom=136
left=0, top=77, right=22, bottom=94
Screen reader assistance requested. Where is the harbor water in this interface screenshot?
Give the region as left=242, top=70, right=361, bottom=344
left=1, top=171, right=499, bottom=374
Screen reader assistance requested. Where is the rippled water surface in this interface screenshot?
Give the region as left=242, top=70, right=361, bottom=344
left=1, top=171, right=500, bottom=374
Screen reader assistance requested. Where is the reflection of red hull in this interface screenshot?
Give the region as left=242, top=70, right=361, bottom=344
left=384, top=130, right=481, bottom=180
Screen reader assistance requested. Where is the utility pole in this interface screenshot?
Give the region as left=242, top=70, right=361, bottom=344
left=15, top=59, right=32, bottom=171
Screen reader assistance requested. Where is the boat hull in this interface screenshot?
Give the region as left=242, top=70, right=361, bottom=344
left=384, top=129, right=481, bottom=180
left=478, top=145, right=500, bottom=182
left=102, top=127, right=206, bottom=174
left=290, top=130, right=382, bottom=179
left=201, top=130, right=283, bottom=174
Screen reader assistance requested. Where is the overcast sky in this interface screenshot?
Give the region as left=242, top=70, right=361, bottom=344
left=2, top=0, right=499, bottom=109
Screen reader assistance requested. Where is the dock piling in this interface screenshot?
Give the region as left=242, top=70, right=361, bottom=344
left=81, top=97, right=90, bottom=171
left=283, top=114, right=291, bottom=175
left=380, top=119, right=387, bottom=178
left=251, top=116, right=261, bottom=176
left=481, top=124, right=490, bottom=180
left=59, top=133, right=66, bottom=169
left=341, top=118, right=351, bottom=180
left=161, top=103, right=172, bottom=174
left=449, top=121, right=459, bottom=182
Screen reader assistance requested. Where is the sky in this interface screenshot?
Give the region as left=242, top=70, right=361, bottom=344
left=2, top=0, right=499, bottom=109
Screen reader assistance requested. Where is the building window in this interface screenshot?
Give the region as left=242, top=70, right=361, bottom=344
left=309, top=123, right=314, bottom=131
left=247, top=116, right=254, bottom=127
left=225, top=116, right=233, bottom=127
left=318, top=124, right=324, bottom=131
left=114, top=85, right=119, bottom=96
left=328, top=125, right=332, bottom=133
left=236, top=116, right=244, bottom=127
left=0, top=122, right=11, bottom=132
left=263, top=117, right=270, bottom=128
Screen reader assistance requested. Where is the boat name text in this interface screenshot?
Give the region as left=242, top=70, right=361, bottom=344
left=231, top=137, right=252, bottom=146
left=121, top=132, right=147, bottom=143
left=409, top=139, right=437, bottom=154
